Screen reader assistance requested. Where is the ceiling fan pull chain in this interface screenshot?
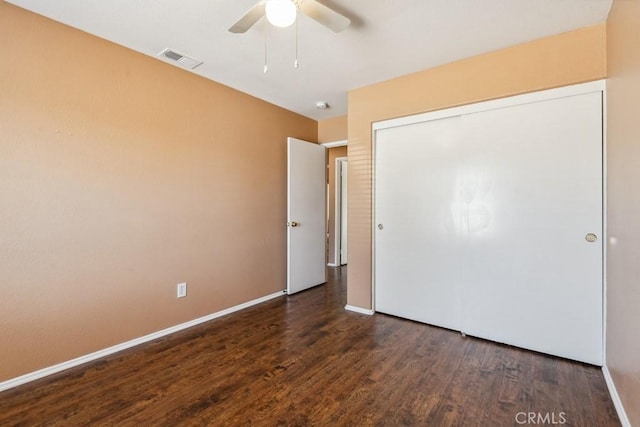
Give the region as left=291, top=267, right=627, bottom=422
left=294, top=10, right=299, bottom=69
left=264, top=14, right=269, bottom=73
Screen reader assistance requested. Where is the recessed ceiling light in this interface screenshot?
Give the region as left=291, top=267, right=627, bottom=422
left=315, top=101, right=330, bottom=110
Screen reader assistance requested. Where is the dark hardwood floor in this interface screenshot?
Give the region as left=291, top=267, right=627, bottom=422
left=0, top=267, right=619, bottom=426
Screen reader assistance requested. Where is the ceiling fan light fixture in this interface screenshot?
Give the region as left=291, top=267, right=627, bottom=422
left=265, top=0, right=297, bottom=28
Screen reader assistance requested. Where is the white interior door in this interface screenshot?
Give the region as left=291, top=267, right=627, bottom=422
left=374, top=85, right=603, bottom=365
left=339, top=159, right=348, bottom=265
left=287, top=137, right=327, bottom=294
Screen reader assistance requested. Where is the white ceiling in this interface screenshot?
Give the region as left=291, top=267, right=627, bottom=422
left=6, top=0, right=612, bottom=120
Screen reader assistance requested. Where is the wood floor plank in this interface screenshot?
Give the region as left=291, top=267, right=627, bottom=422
left=0, top=267, right=620, bottom=426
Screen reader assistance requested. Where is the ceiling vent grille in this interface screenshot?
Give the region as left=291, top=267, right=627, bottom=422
left=158, top=48, right=203, bottom=70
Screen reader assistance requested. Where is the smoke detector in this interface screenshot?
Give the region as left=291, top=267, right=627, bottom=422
left=315, top=101, right=330, bottom=110
left=158, top=48, right=203, bottom=70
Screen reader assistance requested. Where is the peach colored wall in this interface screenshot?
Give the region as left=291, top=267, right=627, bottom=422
left=0, top=3, right=316, bottom=382
left=327, top=146, right=348, bottom=265
left=606, top=1, right=640, bottom=424
left=318, top=115, right=347, bottom=143
left=347, top=24, right=607, bottom=309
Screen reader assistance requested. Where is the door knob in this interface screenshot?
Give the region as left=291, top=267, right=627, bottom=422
left=585, top=233, right=597, bottom=242
left=377, top=224, right=384, bottom=230
left=289, top=221, right=299, bottom=227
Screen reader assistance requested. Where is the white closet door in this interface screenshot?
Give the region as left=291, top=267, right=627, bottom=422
left=460, top=92, right=603, bottom=365
left=375, top=116, right=464, bottom=330
left=374, top=89, right=603, bottom=365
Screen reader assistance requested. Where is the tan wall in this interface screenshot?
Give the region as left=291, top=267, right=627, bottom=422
left=606, top=1, right=640, bottom=424
left=327, top=146, right=348, bottom=265
left=347, top=24, right=607, bottom=308
left=318, top=115, right=347, bottom=143
left=0, top=3, right=316, bottom=382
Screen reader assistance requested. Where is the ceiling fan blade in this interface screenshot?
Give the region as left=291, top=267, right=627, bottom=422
left=299, top=0, right=351, bottom=32
left=228, top=2, right=265, bottom=33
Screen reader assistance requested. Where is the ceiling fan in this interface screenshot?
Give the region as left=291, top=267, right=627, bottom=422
left=229, top=0, right=351, bottom=33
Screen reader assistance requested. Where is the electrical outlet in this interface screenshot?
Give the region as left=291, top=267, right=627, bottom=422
left=177, top=282, right=187, bottom=298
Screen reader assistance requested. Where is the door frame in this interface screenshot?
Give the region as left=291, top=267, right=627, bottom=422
left=335, top=157, right=348, bottom=266
left=322, top=140, right=348, bottom=267
left=371, top=79, right=607, bottom=360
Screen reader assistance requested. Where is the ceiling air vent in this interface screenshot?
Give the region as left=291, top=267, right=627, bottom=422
left=158, top=48, right=203, bottom=70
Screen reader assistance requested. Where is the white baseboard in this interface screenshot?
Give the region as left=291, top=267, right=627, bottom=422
left=345, top=304, right=374, bottom=315
left=602, top=366, right=632, bottom=427
left=0, top=290, right=285, bottom=393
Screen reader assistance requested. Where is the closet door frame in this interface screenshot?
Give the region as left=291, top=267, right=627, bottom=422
left=371, top=79, right=607, bottom=363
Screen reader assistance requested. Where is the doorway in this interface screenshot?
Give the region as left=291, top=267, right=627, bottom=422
left=336, top=157, right=348, bottom=265
left=324, top=141, right=348, bottom=267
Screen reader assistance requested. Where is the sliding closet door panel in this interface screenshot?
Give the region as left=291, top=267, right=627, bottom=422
left=375, top=116, right=463, bottom=330
left=460, top=92, right=603, bottom=365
